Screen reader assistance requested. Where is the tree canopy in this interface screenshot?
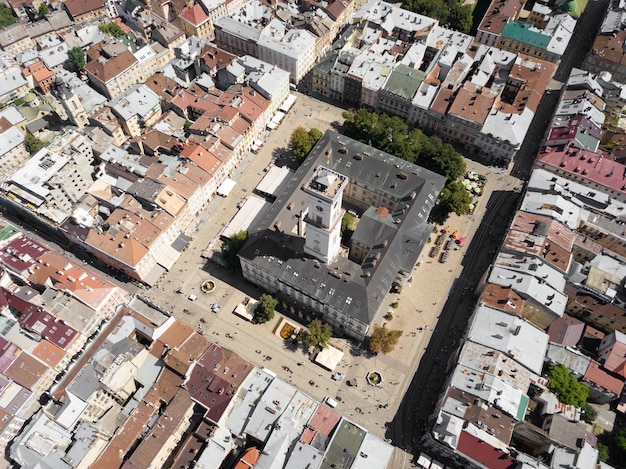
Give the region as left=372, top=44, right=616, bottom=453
left=0, top=5, right=16, bottom=29
left=403, top=0, right=473, bottom=33
left=67, top=47, right=86, bottom=71
left=225, top=230, right=247, bottom=271
left=369, top=326, right=403, bottom=354
left=38, top=3, right=49, bottom=17
left=546, top=364, right=589, bottom=408
left=99, top=22, right=124, bottom=38
left=438, top=181, right=472, bottom=216
left=341, top=109, right=466, bottom=181
left=254, top=294, right=277, bottom=324
left=25, top=133, right=46, bottom=154
left=302, top=320, right=333, bottom=349
left=290, top=126, right=322, bottom=160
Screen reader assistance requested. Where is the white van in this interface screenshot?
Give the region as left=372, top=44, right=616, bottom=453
left=323, top=396, right=338, bottom=408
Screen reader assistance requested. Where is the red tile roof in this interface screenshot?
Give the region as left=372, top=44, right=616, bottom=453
left=32, top=340, right=65, bottom=368
left=5, top=351, right=49, bottom=390
left=548, top=314, right=585, bottom=347
left=64, top=0, right=104, bottom=17
left=185, top=342, right=253, bottom=422
left=28, top=251, right=122, bottom=312
left=180, top=143, right=224, bottom=176
left=180, top=4, right=209, bottom=26
left=300, top=404, right=341, bottom=444
left=4, top=288, right=79, bottom=350
left=85, top=49, right=138, bottom=83
left=457, top=431, right=517, bottom=469
left=584, top=361, right=624, bottom=395
left=0, top=235, right=50, bottom=274
left=537, top=145, right=626, bottom=196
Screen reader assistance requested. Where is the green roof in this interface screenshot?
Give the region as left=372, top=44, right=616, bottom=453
left=383, top=64, right=425, bottom=100
left=501, top=21, right=550, bottom=50
left=321, top=420, right=366, bottom=469
left=576, top=128, right=599, bottom=150
left=118, top=32, right=140, bottom=52
left=517, top=394, right=529, bottom=421
left=0, top=224, right=19, bottom=241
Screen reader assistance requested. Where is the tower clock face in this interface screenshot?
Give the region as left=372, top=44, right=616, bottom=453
left=315, top=205, right=324, bottom=212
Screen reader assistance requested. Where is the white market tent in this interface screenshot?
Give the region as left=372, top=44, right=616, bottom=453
left=267, top=111, right=286, bottom=130
left=222, top=195, right=271, bottom=239
left=255, top=166, right=294, bottom=198
left=216, top=178, right=236, bottom=197
left=279, top=94, right=297, bottom=113
left=314, top=345, right=344, bottom=371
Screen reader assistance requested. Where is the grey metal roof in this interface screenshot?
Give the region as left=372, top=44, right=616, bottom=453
left=239, top=130, right=445, bottom=330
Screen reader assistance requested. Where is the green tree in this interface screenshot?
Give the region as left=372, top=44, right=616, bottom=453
left=438, top=182, right=472, bottom=216
left=309, top=128, right=322, bottom=142
left=0, top=4, right=16, bottom=29
left=38, top=3, right=49, bottom=17
left=290, top=126, right=322, bottom=160
left=25, top=133, right=45, bottom=154
left=546, top=364, right=589, bottom=408
left=302, top=320, right=332, bottom=349
left=341, top=109, right=465, bottom=180
left=597, top=443, right=609, bottom=463
left=433, top=143, right=467, bottom=181
left=403, top=0, right=472, bottom=33
left=368, top=326, right=403, bottom=354
left=67, top=47, right=86, bottom=71
left=225, top=230, right=247, bottom=271
left=582, top=403, right=597, bottom=423
left=341, top=212, right=356, bottom=235
left=291, top=127, right=312, bottom=158
left=254, top=294, right=277, bottom=324
left=99, top=22, right=124, bottom=38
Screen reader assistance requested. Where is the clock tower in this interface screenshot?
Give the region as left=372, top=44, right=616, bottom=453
left=303, top=165, right=347, bottom=264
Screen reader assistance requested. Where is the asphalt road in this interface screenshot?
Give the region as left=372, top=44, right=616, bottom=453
left=511, top=0, right=609, bottom=178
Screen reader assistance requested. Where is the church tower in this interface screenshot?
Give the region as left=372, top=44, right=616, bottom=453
left=57, top=82, right=88, bottom=128
left=303, top=165, right=348, bottom=264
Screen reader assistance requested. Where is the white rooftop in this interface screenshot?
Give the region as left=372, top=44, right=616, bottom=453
left=351, top=432, right=394, bottom=469
left=0, top=125, right=24, bottom=155
left=519, top=192, right=582, bottom=229
left=10, top=148, right=68, bottom=197
left=466, top=305, right=549, bottom=374
left=481, top=106, right=534, bottom=148
left=457, top=340, right=536, bottom=393
left=0, top=106, right=26, bottom=125
left=244, top=377, right=297, bottom=443
left=488, top=265, right=567, bottom=319
left=449, top=364, right=529, bottom=420
left=109, top=83, right=161, bottom=121
left=493, top=252, right=567, bottom=292
left=226, top=367, right=275, bottom=437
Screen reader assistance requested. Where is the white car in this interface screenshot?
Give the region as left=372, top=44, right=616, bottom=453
left=331, top=372, right=345, bottom=381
